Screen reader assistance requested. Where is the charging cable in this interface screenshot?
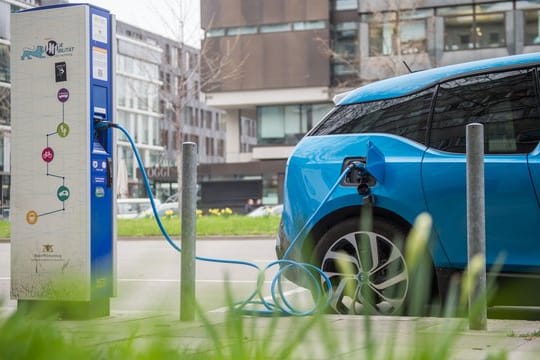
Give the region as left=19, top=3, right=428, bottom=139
left=100, top=121, right=360, bottom=316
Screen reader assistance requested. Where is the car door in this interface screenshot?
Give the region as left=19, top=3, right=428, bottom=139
left=421, top=68, right=540, bottom=272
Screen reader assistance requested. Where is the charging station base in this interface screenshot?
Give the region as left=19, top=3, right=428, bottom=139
left=17, top=299, right=110, bottom=320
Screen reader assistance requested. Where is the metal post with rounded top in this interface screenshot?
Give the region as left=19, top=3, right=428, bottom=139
left=466, top=123, right=487, bottom=330
left=180, top=142, right=197, bottom=321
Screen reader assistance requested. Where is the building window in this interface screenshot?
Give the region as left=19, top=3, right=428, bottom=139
left=366, top=11, right=428, bottom=56
left=333, top=22, right=358, bottom=75
left=257, top=103, right=332, bottom=145
left=335, top=0, right=358, bottom=11
left=194, top=80, right=200, bottom=100
left=165, top=44, right=171, bottom=64
left=164, top=73, right=171, bottom=91
left=205, top=137, right=215, bottom=156
left=160, top=129, right=168, bottom=148
left=171, top=130, right=178, bottom=150
left=437, top=3, right=510, bottom=51
left=0, top=43, right=9, bottom=83
left=152, top=117, right=160, bottom=146
left=139, top=114, right=149, bottom=144
left=0, top=86, right=9, bottom=125
left=523, top=5, right=540, bottom=45
left=207, top=21, right=326, bottom=38
left=184, top=106, right=193, bottom=126
left=227, top=26, right=257, bottom=36
left=292, top=21, right=326, bottom=31
left=206, top=111, right=212, bottom=129
left=217, top=139, right=225, bottom=157
left=207, top=28, right=226, bottom=37
left=260, top=23, right=292, bottom=33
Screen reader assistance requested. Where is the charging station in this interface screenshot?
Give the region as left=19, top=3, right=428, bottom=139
left=10, top=4, right=116, bottom=318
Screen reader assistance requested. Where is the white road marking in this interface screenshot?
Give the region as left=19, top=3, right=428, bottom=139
left=208, top=286, right=310, bottom=313
left=118, top=278, right=271, bottom=284
left=0, top=277, right=271, bottom=284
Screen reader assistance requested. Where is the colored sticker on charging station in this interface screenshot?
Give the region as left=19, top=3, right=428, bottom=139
left=42, top=147, right=54, bottom=163
left=57, top=88, right=69, bottom=102
left=57, top=185, right=70, bottom=201
left=26, top=210, right=38, bottom=225
left=57, top=122, right=70, bottom=138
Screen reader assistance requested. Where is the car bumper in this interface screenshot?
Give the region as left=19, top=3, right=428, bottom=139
left=275, top=222, right=314, bottom=288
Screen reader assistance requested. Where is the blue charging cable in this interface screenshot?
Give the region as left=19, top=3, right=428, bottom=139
left=102, top=121, right=358, bottom=316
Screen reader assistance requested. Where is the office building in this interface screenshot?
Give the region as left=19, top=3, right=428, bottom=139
left=201, top=0, right=540, bottom=204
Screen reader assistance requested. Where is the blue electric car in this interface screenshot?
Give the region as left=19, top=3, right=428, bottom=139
left=276, top=52, right=540, bottom=315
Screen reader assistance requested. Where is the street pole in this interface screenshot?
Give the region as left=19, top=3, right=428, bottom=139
left=466, top=123, right=487, bottom=330
left=180, top=142, right=197, bottom=321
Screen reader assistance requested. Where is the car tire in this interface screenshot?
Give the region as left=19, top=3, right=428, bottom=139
left=313, top=217, right=410, bottom=315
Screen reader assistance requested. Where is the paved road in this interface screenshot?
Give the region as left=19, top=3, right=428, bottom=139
left=0, top=238, right=309, bottom=314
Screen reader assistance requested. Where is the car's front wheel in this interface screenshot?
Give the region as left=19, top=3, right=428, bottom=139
left=314, top=217, right=409, bottom=315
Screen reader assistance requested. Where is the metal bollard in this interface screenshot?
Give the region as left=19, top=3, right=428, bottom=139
left=466, top=123, right=487, bottom=330
left=180, top=142, right=197, bottom=321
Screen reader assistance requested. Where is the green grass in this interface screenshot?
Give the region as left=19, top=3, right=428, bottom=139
left=118, top=214, right=280, bottom=237
left=0, top=215, right=280, bottom=239
left=0, top=212, right=510, bottom=360
left=0, top=221, right=8, bottom=238
left=0, top=212, right=509, bottom=359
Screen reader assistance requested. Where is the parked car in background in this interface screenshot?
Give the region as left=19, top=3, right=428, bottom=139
left=276, top=52, right=540, bottom=315
left=117, top=198, right=160, bottom=219
left=247, top=204, right=283, bottom=217
left=164, top=184, right=201, bottom=203
left=137, top=202, right=179, bottom=218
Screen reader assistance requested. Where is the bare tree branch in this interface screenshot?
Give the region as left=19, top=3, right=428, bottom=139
left=318, top=0, right=427, bottom=92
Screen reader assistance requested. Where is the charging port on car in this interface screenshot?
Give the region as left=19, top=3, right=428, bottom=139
left=341, top=158, right=376, bottom=187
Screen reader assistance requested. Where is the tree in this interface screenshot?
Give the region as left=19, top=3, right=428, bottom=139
left=320, top=0, right=431, bottom=95
left=145, top=1, right=245, bottom=213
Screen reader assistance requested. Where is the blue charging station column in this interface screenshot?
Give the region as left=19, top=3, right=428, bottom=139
left=10, top=4, right=116, bottom=318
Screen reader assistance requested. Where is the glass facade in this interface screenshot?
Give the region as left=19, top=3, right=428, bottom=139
left=116, top=36, right=163, bottom=194
left=0, top=42, right=8, bottom=83
left=365, top=10, right=429, bottom=56
left=206, top=21, right=326, bottom=38
left=438, top=3, right=510, bottom=51
left=257, top=103, right=332, bottom=145
left=333, top=22, right=358, bottom=75
left=522, top=1, right=540, bottom=45
left=0, top=85, right=8, bottom=126
left=117, top=54, right=159, bottom=112
left=335, top=0, right=357, bottom=11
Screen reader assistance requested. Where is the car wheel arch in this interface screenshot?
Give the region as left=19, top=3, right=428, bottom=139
left=304, top=205, right=412, bottom=258
left=303, top=205, right=440, bottom=314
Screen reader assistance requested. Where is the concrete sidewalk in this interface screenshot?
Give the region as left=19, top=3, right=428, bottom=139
left=42, top=311, right=540, bottom=359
